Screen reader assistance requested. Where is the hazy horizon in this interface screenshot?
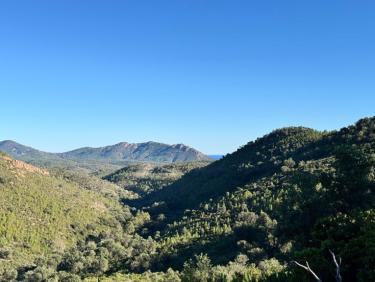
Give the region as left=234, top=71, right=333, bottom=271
left=1, top=115, right=373, bottom=155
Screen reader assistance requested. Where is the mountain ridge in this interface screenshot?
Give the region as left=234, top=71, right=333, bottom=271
left=0, top=140, right=212, bottom=170
left=58, top=140, right=211, bottom=162
left=122, top=117, right=375, bottom=281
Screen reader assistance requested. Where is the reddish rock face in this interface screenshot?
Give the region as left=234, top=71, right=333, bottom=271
left=1, top=155, right=49, bottom=176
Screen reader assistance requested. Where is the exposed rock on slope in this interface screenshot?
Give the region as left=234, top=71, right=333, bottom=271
left=59, top=141, right=211, bottom=163
left=0, top=141, right=212, bottom=171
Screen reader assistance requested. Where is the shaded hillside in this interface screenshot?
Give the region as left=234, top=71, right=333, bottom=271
left=140, top=118, right=375, bottom=212
left=136, top=117, right=375, bottom=281
left=138, top=126, right=324, bottom=211
left=104, top=161, right=210, bottom=196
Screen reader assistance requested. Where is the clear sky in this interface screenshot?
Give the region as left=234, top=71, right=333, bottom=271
left=0, top=1, right=374, bottom=154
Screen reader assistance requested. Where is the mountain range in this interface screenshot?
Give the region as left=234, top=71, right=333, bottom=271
left=0, top=140, right=212, bottom=172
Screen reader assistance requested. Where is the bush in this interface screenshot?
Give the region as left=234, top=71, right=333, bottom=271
left=0, top=248, right=11, bottom=259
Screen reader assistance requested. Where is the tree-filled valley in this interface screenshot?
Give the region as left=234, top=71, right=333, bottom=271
left=1, top=117, right=375, bottom=281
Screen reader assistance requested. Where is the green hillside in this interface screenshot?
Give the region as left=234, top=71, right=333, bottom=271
left=136, top=127, right=324, bottom=210
left=133, top=117, right=375, bottom=281
left=51, top=168, right=138, bottom=201
left=1, top=117, right=375, bottom=281
left=0, top=153, right=152, bottom=280
left=104, top=162, right=210, bottom=196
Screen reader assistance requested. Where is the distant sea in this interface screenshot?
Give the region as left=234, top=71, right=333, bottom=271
left=208, top=155, right=224, bottom=160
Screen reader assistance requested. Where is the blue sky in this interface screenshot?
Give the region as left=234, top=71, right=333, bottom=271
left=0, top=1, right=374, bottom=154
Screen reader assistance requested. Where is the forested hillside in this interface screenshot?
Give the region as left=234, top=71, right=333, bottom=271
left=132, top=117, right=375, bottom=281
left=0, top=153, right=152, bottom=281
left=137, top=127, right=324, bottom=210
left=1, top=117, right=375, bottom=281
left=104, top=162, right=210, bottom=196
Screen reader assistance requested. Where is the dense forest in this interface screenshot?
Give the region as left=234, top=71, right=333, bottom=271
left=1, top=117, right=375, bottom=281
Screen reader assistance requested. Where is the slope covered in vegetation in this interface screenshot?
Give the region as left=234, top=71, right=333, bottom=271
left=134, top=117, right=375, bottom=281
left=1, top=117, right=375, bottom=281
left=104, top=162, right=210, bottom=196
left=0, top=153, right=152, bottom=280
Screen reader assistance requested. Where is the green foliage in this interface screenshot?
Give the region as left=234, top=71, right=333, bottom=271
left=0, top=155, right=144, bottom=275
left=104, top=162, right=210, bottom=196
left=135, top=117, right=375, bottom=281
left=51, top=168, right=138, bottom=201
left=180, top=254, right=284, bottom=282
left=138, top=126, right=323, bottom=211
left=2, top=117, right=375, bottom=281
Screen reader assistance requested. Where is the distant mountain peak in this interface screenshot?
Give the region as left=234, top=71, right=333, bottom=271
left=1, top=140, right=17, bottom=144
left=60, top=141, right=211, bottom=163
left=0, top=140, right=212, bottom=167
left=115, top=142, right=130, bottom=146
left=0, top=140, right=24, bottom=147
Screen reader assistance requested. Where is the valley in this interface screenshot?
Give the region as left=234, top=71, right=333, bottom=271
left=0, top=117, right=375, bottom=281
